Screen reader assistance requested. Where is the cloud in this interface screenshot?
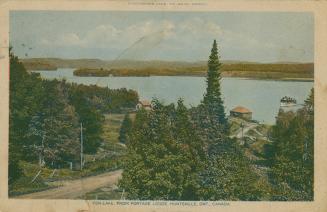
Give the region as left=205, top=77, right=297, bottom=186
left=39, top=17, right=277, bottom=60
left=58, top=33, right=86, bottom=46
left=277, top=45, right=308, bottom=62
left=85, top=25, right=121, bottom=43
left=41, top=33, right=86, bottom=47
left=179, top=18, right=223, bottom=37
left=40, top=20, right=175, bottom=50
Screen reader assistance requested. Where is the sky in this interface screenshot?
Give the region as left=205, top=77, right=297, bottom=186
left=10, top=11, right=314, bottom=63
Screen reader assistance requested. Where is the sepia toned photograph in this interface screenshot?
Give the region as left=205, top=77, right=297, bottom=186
left=7, top=10, right=314, bottom=202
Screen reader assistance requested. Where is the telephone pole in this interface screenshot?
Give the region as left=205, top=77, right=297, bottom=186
left=80, top=122, right=83, bottom=170
left=241, top=122, right=244, bottom=145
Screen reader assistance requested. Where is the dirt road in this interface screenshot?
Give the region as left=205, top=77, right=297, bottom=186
left=16, top=169, right=123, bottom=199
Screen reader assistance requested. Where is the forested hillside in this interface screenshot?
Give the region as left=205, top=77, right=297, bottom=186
left=9, top=49, right=138, bottom=186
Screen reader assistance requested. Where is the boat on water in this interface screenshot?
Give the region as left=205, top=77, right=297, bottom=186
left=280, top=96, right=297, bottom=107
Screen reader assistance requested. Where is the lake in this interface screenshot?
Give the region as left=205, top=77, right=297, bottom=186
left=32, top=68, right=314, bottom=124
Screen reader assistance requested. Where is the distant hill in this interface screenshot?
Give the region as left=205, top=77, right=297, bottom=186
left=20, top=58, right=264, bottom=70
left=20, top=58, right=314, bottom=80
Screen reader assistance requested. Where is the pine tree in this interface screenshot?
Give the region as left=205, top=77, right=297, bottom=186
left=203, top=40, right=227, bottom=126
left=119, top=113, right=132, bottom=144
left=190, top=41, right=262, bottom=200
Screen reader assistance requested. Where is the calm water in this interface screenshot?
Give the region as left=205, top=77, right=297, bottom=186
left=33, top=68, right=313, bottom=124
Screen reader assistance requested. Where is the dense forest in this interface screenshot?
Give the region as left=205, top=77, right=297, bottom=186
left=9, top=48, right=138, bottom=184
left=118, top=40, right=314, bottom=200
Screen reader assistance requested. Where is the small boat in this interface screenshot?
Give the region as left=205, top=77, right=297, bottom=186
left=280, top=96, right=297, bottom=107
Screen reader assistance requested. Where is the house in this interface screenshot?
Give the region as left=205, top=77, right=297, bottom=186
left=230, top=106, right=252, bottom=120
left=136, top=100, right=152, bottom=110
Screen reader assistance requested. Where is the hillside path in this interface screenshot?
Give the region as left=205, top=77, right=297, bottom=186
left=231, top=122, right=258, bottom=139
left=16, top=169, right=123, bottom=199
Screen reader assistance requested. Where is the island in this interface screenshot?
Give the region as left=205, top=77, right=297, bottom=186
left=74, top=63, right=314, bottom=80
left=74, top=68, right=111, bottom=77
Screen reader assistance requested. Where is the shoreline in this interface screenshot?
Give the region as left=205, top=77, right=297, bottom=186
left=72, top=73, right=314, bottom=82
left=31, top=70, right=314, bottom=82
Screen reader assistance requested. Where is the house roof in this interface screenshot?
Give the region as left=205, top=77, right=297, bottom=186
left=139, top=100, right=151, bottom=107
left=231, top=106, right=251, bottom=113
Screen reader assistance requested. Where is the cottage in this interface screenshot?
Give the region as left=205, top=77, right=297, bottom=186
left=136, top=100, right=152, bottom=110
left=230, top=106, right=252, bottom=120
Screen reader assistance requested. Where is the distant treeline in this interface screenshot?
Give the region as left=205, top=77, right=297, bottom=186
left=73, top=63, right=313, bottom=80
left=22, top=61, right=57, bottom=70
left=20, top=58, right=313, bottom=80
left=9, top=51, right=139, bottom=184
left=74, top=68, right=112, bottom=77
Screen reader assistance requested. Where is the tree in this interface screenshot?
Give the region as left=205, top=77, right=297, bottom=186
left=9, top=48, right=44, bottom=182
left=172, top=99, right=206, bottom=199
left=28, top=80, right=80, bottom=167
left=188, top=40, right=263, bottom=200
left=119, top=113, right=132, bottom=144
left=120, top=100, right=206, bottom=200
left=191, top=104, right=262, bottom=200
left=202, top=40, right=227, bottom=127
left=198, top=139, right=262, bottom=200
left=68, top=86, right=103, bottom=154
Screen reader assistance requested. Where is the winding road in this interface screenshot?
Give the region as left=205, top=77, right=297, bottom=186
left=16, top=169, right=123, bottom=199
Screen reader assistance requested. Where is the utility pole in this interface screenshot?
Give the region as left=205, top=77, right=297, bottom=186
left=39, top=134, right=45, bottom=167
left=80, top=122, right=83, bottom=170
left=241, top=122, right=244, bottom=145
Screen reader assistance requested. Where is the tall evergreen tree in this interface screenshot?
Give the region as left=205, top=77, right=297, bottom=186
left=203, top=40, right=227, bottom=126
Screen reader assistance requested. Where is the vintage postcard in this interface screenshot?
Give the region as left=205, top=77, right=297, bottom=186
left=0, top=0, right=327, bottom=212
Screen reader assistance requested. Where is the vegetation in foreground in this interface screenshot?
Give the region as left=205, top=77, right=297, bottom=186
left=118, top=40, right=314, bottom=201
